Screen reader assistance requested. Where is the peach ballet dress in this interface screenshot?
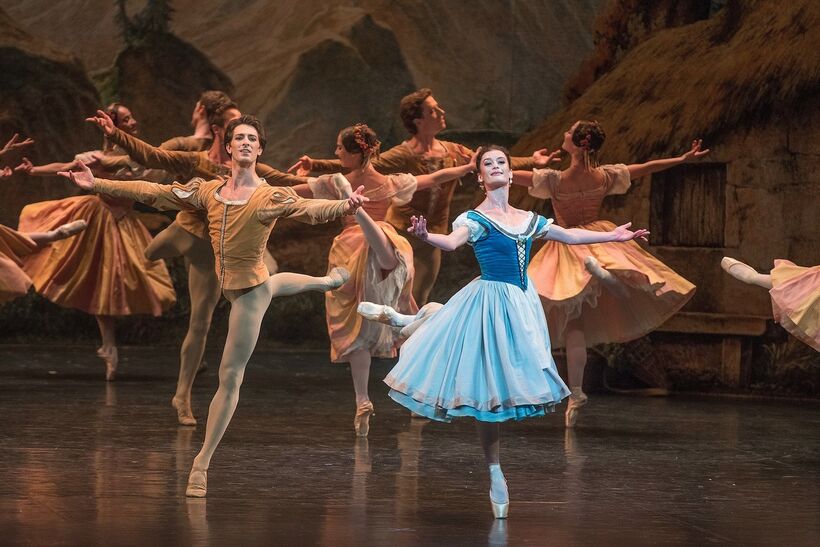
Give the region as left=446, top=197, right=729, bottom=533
left=308, top=174, right=419, bottom=362
left=769, top=260, right=819, bottom=351
left=527, top=164, right=695, bottom=348
left=0, top=224, right=37, bottom=304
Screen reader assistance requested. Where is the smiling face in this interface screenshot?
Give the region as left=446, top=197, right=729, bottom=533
left=477, top=148, right=511, bottom=189
left=115, top=106, right=139, bottom=136
left=414, top=96, right=447, bottom=135
left=226, top=123, right=262, bottom=167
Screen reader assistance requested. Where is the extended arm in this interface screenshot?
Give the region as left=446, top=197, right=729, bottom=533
left=414, top=157, right=476, bottom=190
left=56, top=160, right=202, bottom=211
left=546, top=222, right=648, bottom=245
left=626, top=139, right=710, bottom=179
left=258, top=185, right=367, bottom=224
left=407, top=215, right=470, bottom=251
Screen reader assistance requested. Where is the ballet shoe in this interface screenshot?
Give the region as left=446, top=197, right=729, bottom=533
left=98, top=346, right=118, bottom=382
left=357, top=302, right=408, bottom=327
left=565, top=391, right=588, bottom=428
left=327, top=266, right=350, bottom=290
left=186, top=467, right=208, bottom=498
left=172, top=397, right=197, bottom=426
left=55, top=219, right=88, bottom=239
left=720, top=257, right=759, bottom=284
left=489, top=468, right=509, bottom=519
left=354, top=400, right=375, bottom=437
left=584, top=256, right=629, bottom=298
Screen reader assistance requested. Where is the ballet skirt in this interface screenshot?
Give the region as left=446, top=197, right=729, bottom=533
left=384, top=209, right=570, bottom=422
left=527, top=164, right=695, bottom=348
left=18, top=194, right=176, bottom=316
left=0, top=224, right=37, bottom=304
left=769, top=260, right=819, bottom=351
left=308, top=174, right=418, bottom=362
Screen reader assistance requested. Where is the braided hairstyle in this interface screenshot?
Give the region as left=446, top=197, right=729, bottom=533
left=571, top=120, right=606, bottom=169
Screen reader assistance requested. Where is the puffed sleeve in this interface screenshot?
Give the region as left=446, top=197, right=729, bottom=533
left=257, top=186, right=349, bottom=225
left=306, top=175, right=345, bottom=200
left=600, top=164, right=631, bottom=195
left=384, top=173, right=418, bottom=206
left=92, top=177, right=206, bottom=211
left=528, top=168, right=560, bottom=200
left=534, top=215, right=555, bottom=239
left=452, top=212, right=486, bottom=243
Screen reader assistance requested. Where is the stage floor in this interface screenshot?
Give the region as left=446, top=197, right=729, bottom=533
left=0, top=346, right=817, bottom=546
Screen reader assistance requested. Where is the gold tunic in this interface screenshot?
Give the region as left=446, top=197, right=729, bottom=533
left=93, top=177, right=350, bottom=291
left=97, top=128, right=307, bottom=239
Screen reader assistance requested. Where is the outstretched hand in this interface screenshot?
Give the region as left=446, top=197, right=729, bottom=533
left=532, top=148, right=562, bottom=167
left=0, top=166, right=12, bottom=180
left=57, top=160, right=95, bottom=191
left=346, top=184, right=369, bottom=212
left=287, top=155, right=313, bottom=177
left=681, top=139, right=710, bottom=162
left=0, top=133, right=34, bottom=157
left=408, top=215, right=429, bottom=240
left=13, top=157, right=33, bottom=174
left=86, top=110, right=116, bottom=136
left=612, top=222, right=649, bottom=242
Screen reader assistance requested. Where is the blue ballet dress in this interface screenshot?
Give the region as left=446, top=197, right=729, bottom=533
left=384, top=210, right=571, bottom=422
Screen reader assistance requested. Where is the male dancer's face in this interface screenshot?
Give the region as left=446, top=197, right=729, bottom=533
left=228, top=124, right=262, bottom=168
left=415, top=96, right=447, bottom=135
left=117, top=107, right=139, bottom=136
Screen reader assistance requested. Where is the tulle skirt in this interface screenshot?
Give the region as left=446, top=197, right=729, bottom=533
left=18, top=195, right=176, bottom=316
left=769, top=260, right=819, bottom=351
left=385, top=276, right=570, bottom=423
left=326, top=222, right=417, bottom=362
left=528, top=219, right=695, bottom=348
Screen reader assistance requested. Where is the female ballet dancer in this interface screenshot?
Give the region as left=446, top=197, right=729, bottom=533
left=292, top=123, right=475, bottom=436
left=58, top=115, right=367, bottom=498
left=14, top=103, right=176, bottom=380
left=722, top=258, right=819, bottom=351
left=358, top=145, right=648, bottom=518
left=514, top=121, right=706, bottom=427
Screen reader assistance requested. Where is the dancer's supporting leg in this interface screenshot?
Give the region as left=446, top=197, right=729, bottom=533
left=476, top=422, right=508, bottom=519
left=721, top=257, right=773, bottom=289
left=146, top=223, right=222, bottom=426
left=564, top=322, right=588, bottom=428
left=95, top=315, right=118, bottom=381
left=348, top=210, right=400, bottom=436
left=186, top=269, right=347, bottom=497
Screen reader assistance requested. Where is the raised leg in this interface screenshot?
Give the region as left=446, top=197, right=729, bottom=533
left=26, top=220, right=87, bottom=247
left=584, top=256, right=629, bottom=298
left=354, top=210, right=398, bottom=271
left=721, top=257, right=773, bottom=289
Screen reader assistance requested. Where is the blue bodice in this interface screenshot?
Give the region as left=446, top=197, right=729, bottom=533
left=466, top=210, right=549, bottom=291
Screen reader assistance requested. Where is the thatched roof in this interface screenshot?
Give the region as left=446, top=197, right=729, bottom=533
left=513, top=0, right=820, bottom=162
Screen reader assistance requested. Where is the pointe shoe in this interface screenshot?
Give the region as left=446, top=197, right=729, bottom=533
left=357, top=302, right=409, bottom=327
left=565, top=391, right=588, bottom=428
left=55, top=219, right=88, bottom=239
left=354, top=400, right=375, bottom=437
left=327, top=266, right=350, bottom=290
left=98, top=346, right=118, bottom=382
left=720, top=257, right=759, bottom=284
left=172, top=397, right=197, bottom=426
left=584, top=256, right=629, bottom=298
left=186, top=467, right=207, bottom=498
left=489, top=470, right=509, bottom=519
